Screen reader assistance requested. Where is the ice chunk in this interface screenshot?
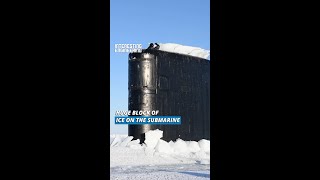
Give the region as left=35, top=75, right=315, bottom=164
left=127, top=139, right=142, bottom=149
left=129, top=144, right=143, bottom=150
left=110, top=136, right=115, bottom=145
left=119, top=136, right=133, bottom=147
left=188, top=141, right=201, bottom=152
left=144, top=129, right=163, bottom=149
left=168, top=140, right=175, bottom=148
left=155, top=139, right=174, bottom=154
left=158, top=43, right=210, bottom=59
left=172, top=138, right=189, bottom=154
left=198, top=139, right=210, bottom=153
left=144, top=147, right=155, bottom=156
left=126, top=139, right=140, bottom=146
left=110, top=135, right=122, bottom=147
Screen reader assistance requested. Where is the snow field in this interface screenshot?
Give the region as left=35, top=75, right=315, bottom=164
left=110, top=129, right=210, bottom=167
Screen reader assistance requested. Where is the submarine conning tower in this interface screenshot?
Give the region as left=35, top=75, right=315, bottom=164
left=128, top=49, right=210, bottom=143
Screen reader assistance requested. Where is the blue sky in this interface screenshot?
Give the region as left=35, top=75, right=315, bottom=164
left=110, top=0, right=210, bottom=134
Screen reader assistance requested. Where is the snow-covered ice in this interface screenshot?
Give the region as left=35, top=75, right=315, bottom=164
left=155, top=139, right=174, bottom=154
left=144, top=129, right=163, bottom=149
left=119, top=136, right=133, bottom=147
left=110, top=129, right=210, bottom=179
left=198, top=139, right=210, bottom=153
left=157, top=43, right=210, bottom=60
